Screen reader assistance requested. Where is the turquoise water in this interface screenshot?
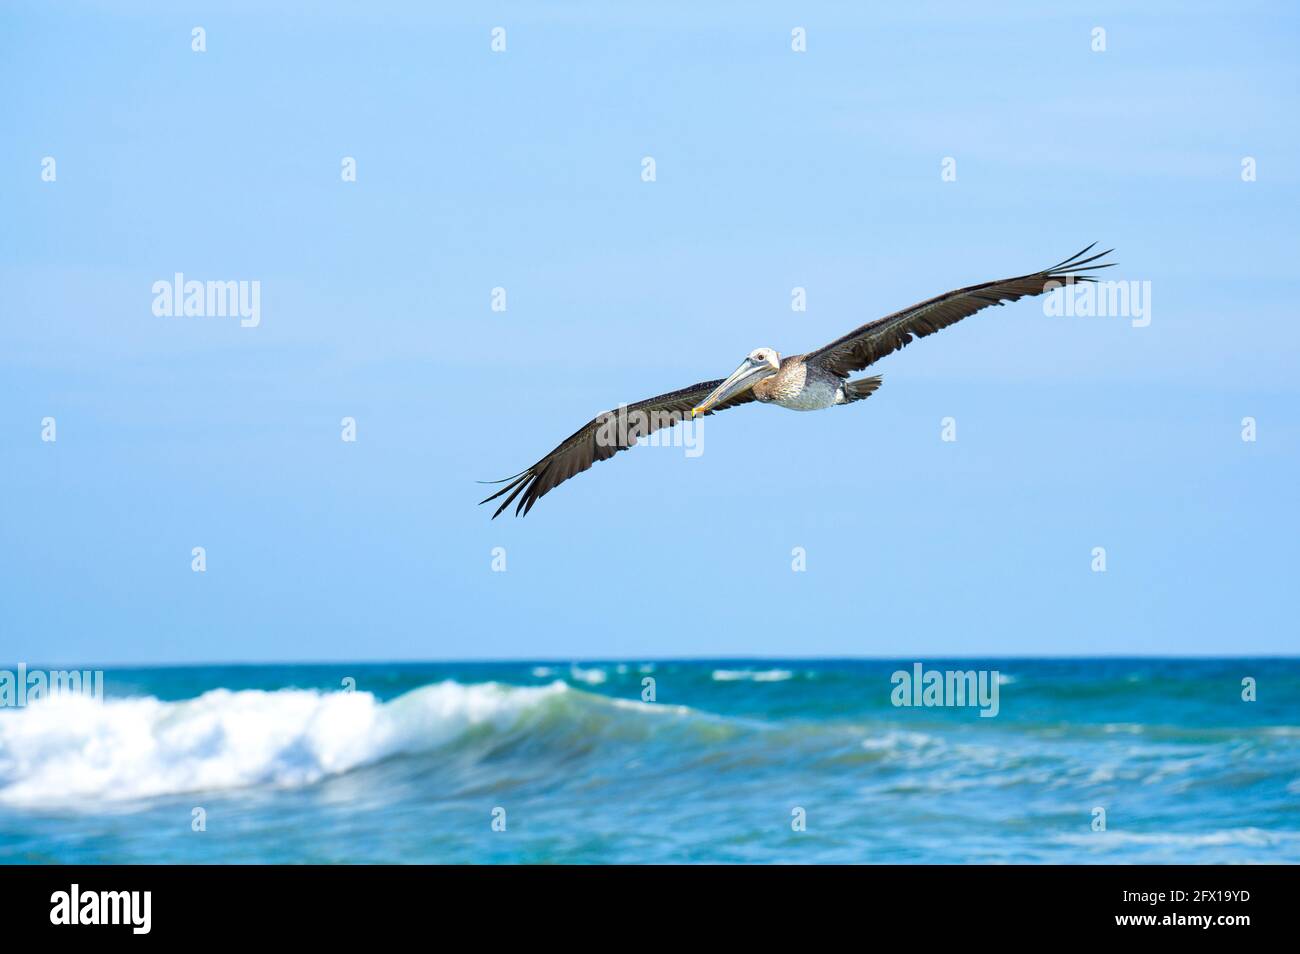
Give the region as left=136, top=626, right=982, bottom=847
left=0, top=659, right=1296, bottom=863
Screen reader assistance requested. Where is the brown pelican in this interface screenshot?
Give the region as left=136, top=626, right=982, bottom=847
left=481, top=245, right=1114, bottom=518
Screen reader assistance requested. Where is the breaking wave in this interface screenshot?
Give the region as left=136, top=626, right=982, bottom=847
left=0, top=680, right=573, bottom=806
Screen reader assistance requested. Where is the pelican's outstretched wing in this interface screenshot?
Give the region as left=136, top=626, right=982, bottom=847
left=805, top=244, right=1115, bottom=378
left=479, top=381, right=754, bottom=518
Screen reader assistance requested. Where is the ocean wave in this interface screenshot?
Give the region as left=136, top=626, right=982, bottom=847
left=0, top=680, right=569, bottom=806
left=1052, top=828, right=1300, bottom=848
left=859, top=729, right=938, bottom=752
left=568, top=665, right=607, bottom=685
left=712, top=669, right=793, bottom=682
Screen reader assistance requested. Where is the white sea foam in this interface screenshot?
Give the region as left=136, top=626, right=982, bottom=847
left=1102, top=723, right=1145, bottom=734
left=1053, top=828, right=1300, bottom=848
left=0, top=680, right=567, bottom=806
left=859, top=730, right=937, bottom=752
left=712, top=669, right=793, bottom=682
left=568, top=665, right=607, bottom=685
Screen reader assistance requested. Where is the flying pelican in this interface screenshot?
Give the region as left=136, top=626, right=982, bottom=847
left=481, top=244, right=1114, bottom=518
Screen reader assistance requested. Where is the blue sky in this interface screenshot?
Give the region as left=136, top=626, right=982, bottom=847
left=2, top=2, right=1297, bottom=663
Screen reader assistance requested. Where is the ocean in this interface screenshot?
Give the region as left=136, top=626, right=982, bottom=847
left=0, top=659, right=1296, bottom=864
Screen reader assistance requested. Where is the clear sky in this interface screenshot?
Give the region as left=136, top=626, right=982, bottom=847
left=2, top=2, right=1297, bottom=663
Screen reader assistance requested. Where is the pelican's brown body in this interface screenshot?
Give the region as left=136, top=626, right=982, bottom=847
left=752, top=355, right=855, bottom=410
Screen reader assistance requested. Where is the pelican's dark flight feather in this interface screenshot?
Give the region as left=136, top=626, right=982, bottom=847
left=480, top=245, right=1114, bottom=518
left=479, top=382, right=755, bottom=519
left=805, top=244, right=1114, bottom=378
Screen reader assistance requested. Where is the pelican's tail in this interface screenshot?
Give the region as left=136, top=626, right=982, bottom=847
left=839, top=375, right=883, bottom=405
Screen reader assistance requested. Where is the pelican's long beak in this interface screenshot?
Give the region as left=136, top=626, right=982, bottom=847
left=691, top=358, right=773, bottom=417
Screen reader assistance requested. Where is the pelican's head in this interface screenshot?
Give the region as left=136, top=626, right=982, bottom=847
left=691, top=348, right=781, bottom=417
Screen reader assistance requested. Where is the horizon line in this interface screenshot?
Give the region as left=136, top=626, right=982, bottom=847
left=4, top=653, right=1297, bottom=672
